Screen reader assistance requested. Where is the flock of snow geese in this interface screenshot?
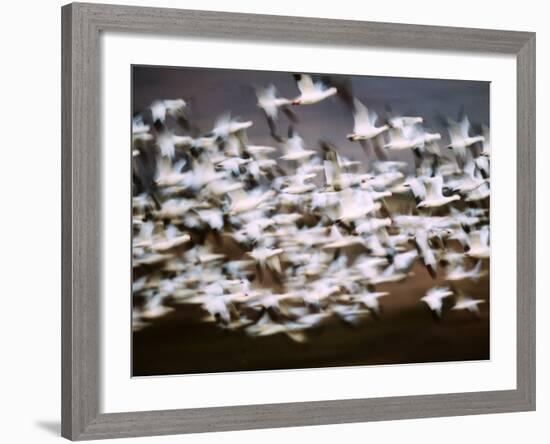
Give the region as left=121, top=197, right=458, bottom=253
left=132, top=73, right=490, bottom=344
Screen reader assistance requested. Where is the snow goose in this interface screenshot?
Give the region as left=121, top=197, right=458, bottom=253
left=421, top=287, right=453, bottom=319
left=150, top=98, right=187, bottom=125
left=452, top=293, right=485, bottom=317
left=212, top=113, right=253, bottom=139
left=132, top=115, right=153, bottom=143
left=369, top=264, right=410, bottom=285
left=446, top=159, right=487, bottom=194
left=354, top=290, right=389, bottom=316
left=280, top=127, right=317, bottom=161
left=247, top=245, right=284, bottom=275
left=355, top=217, right=391, bottom=235
left=414, top=230, right=438, bottom=278
left=389, top=115, right=423, bottom=129
left=447, top=116, right=485, bottom=158
left=323, top=225, right=364, bottom=250
left=228, top=188, right=275, bottom=215
left=282, top=172, right=317, bottom=194
left=215, top=156, right=251, bottom=176
left=154, top=158, right=188, bottom=188
left=337, top=188, right=378, bottom=223
left=352, top=255, right=387, bottom=282
left=465, top=181, right=490, bottom=202
left=417, top=176, right=460, bottom=208
left=332, top=303, right=371, bottom=326
left=399, top=176, right=427, bottom=205
left=291, top=74, right=337, bottom=105
left=465, top=226, right=490, bottom=259
left=384, top=125, right=425, bottom=151
left=347, top=98, right=389, bottom=141
left=138, top=292, right=174, bottom=321
left=255, top=84, right=295, bottom=139
left=393, top=249, right=418, bottom=273
left=479, top=124, right=491, bottom=157
left=446, top=260, right=487, bottom=282
left=151, top=225, right=191, bottom=253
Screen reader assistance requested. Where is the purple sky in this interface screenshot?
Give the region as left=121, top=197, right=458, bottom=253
left=132, top=65, right=489, bottom=164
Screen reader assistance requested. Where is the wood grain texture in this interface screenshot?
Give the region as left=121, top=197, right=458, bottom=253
left=516, top=34, right=536, bottom=409
left=62, top=3, right=102, bottom=439
left=61, top=2, right=536, bottom=440
left=75, top=2, right=531, bottom=53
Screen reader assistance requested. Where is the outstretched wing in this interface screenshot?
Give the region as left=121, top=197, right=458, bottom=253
left=294, top=74, right=316, bottom=94
left=352, top=98, right=373, bottom=133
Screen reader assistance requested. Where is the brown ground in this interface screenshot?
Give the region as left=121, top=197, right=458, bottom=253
left=132, top=261, right=489, bottom=376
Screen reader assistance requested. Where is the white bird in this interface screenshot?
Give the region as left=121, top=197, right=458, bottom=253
left=139, top=292, right=174, bottom=321
left=479, top=125, right=491, bottom=157
left=465, top=226, right=490, bottom=259
left=355, top=217, right=391, bottom=235
left=291, top=74, right=337, bottom=105
left=446, top=160, right=487, bottom=194
left=154, top=158, right=188, bottom=187
left=347, top=98, right=389, bottom=141
left=337, top=188, right=378, bottom=222
left=446, top=260, right=487, bottom=282
left=389, top=115, right=423, bottom=129
left=324, top=154, right=373, bottom=191
left=384, top=125, right=425, bottom=150
left=465, top=182, right=490, bottom=201
left=332, top=303, right=371, bottom=326
left=305, top=279, right=341, bottom=307
left=283, top=172, right=317, bottom=194
left=196, top=208, right=224, bottom=231
left=373, top=161, right=408, bottom=174
left=216, top=156, right=251, bottom=176
left=447, top=116, right=485, bottom=158
left=212, top=113, right=253, bottom=139
left=151, top=231, right=191, bottom=253
left=256, top=84, right=291, bottom=118
left=393, top=250, right=418, bottom=273
left=247, top=145, right=278, bottom=158
left=475, top=155, right=490, bottom=179
left=203, top=296, right=232, bottom=325
left=421, top=287, right=453, bottom=318
left=452, top=294, right=485, bottom=316
left=228, top=189, right=275, bottom=214
left=369, top=263, right=410, bottom=284
left=155, top=132, right=193, bottom=158
left=449, top=227, right=471, bottom=252
left=355, top=290, right=389, bottom=315
left=132, top=115, right=150, bottom=135
left=417, top=176, right=460, bottom=208
left=150, top=99, right=187, bottom=124
left=415, top=230, right=438, bottom=278
left=323, top=225, right=364, bottom=249
left=247, top=246, right=284, bottom=274
left=364, top=171, right=403, bottom=190
left=181, top=158, right=226, bottom=190
left=280, top=128, right=317, bottom=161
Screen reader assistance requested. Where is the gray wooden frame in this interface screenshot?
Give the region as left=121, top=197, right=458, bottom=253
left=61, top=2, right=536, bottom=440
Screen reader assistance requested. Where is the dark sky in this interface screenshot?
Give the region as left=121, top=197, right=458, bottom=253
left=132, top=65, right=489, bottom=164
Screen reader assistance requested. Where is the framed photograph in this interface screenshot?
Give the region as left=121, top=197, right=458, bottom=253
left=62, top=2, right=536, bottom=440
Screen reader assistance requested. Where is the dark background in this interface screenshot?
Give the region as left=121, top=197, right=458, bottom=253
left=132, top=65, right=489, bottom=165
left=132, top=65, right=490, bottom=377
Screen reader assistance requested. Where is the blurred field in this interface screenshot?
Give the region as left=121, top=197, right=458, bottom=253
left=133, top=261, right=489, bottom=376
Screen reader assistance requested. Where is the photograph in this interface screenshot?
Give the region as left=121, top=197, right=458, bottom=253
left=131, top=65, right=490, bottom=377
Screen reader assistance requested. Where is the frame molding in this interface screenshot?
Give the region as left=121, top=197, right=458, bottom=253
left=61, top=2, right=536, bottom=440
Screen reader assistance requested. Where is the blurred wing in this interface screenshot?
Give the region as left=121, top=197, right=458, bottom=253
left=294, top=74, right=316, bottom=94
left=353, top=98, right=372, bottom=132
